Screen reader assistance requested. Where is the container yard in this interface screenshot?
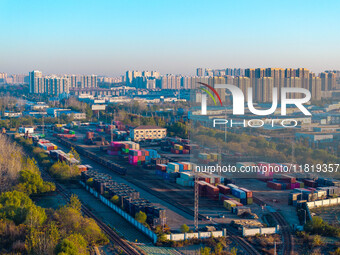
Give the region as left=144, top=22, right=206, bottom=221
left=24, top=122, right=338, bottom=251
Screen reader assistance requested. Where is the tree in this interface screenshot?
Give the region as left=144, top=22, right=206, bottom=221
left=86, top=178, right=93, bottom=186
left=200, top=247, right=211, bottom=255
left=331, top=248, right=340, bottom=255
left=180, top=224, right=189, bottom=233
left=0, top=190, right=34, bottom=224
left=69, top=194, right=82, bottom=212
left=56, top=234, right=88, bottom=255
left=16, top=169, right=55, bottom=195
left=78, top=217, right=109, bottom=245
left=69, top=147, right=80, bottom=162
left=54, top=207, right=83, bottom=234
left=230, top=247, right=238, bottom=255
left=25, top=205, right=47, bottom=228
left=214, top=242, right=223, bottom=254
left=312, top=235, right=324, bottom=247
left=135, top=211, right=147, bottom=224
left=49, top=161, right=79, bottom=181
left=110, top=195, right=119, bottom=205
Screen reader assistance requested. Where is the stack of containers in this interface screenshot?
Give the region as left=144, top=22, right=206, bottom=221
left=167, top=163, right=180, bottom=173
left=184, top=144, right=199, bottom=152
left=224, top=200, right=236, bottom=210
left=121, top=142, right=140, bottom=154
left=239, top=187, right=253, bottom=205
left=151, top=158, right=169, bottom=165
left=128, top=149, right=148, bottom=166
left=209, top=153, right=221, bottom=162
left=144, top=149, right=160, bottom=163
left=156, top=164, right=167, bottom=171
left=107, top=141, right=140, bottom=156
left=267, top=181, right=282, bottom=190
left=223, top=183, right=249, bottom=205
left=289, top=192, right=302, bottom=206
left=217, top=184, right=231, bottom=195
left=38, top=142, right=58, bottom=151
left=231, top=188, right=247, bottom=204
left=171, top=144, right=184, bottom=154
left=198, top=153, right=210, bottom=163
left=176, top=172, right=194, bottom=187
left=204, top=183, right=219, bottom=200
left=317, top=178, right=340, bottom=187
left=107, top=141, right=124, bottom=155
left=304, top=179, right=317, bottom=188
left=155, top=164, right=167, bottom=176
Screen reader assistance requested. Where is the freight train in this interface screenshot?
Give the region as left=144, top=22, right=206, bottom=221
left=81, top=170, right=166, bottom=227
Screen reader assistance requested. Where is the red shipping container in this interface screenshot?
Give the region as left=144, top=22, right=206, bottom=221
left=239, top=187, right=253, bottom=198
left=267, top=181, right=281, bottom=190
left=217, top=184, right=231, bottom=195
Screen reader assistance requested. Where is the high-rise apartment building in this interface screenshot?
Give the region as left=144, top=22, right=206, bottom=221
left=309, top=75, right=321, bottom=100
left=80, top=75, right=97, bottom=88
left=158, top=75, right=181, bottom=90
left=0, top=73, right=7, bottom=83
left=196, top=68, right=204, bottom=77
left=44, top=76, right=70, bottom=95
left=29, top=70, right=43, bottom=93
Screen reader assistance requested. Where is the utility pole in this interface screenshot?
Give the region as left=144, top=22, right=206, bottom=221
left=224, top=108, right=227, bottom=142
left=111, top=110, right=116, bottom=143
left=42, top=116, right=44, bottom=136
left=291, top=139, right=295, bottom=163
left=194, top=171, right=199, bottom=231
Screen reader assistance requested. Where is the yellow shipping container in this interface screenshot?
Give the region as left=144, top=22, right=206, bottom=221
left=223, top=200, right=236, bottom=210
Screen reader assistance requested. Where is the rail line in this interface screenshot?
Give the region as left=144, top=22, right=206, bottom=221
left=253, top=196, right=294, bottom=255
left=40, top=170, right=141, bottom=255
left=270, top=212, right=294, bottom=255
left=227, top=228, right=261, bottom=255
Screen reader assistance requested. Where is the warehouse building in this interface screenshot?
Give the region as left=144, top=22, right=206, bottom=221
left=130, top=125, right=166, bottom=141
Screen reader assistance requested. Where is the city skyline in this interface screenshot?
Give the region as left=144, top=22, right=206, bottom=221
left=1, top=0, right=340, bottom=75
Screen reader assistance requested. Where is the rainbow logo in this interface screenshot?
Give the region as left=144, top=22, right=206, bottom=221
left=198, top=82, right=223, bottom=106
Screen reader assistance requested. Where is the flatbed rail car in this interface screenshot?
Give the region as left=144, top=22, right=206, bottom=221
left=58, top=138, right=127, bottom=175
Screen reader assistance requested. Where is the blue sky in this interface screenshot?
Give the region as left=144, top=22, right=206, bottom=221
left=1, top=0, right=340, bottom=76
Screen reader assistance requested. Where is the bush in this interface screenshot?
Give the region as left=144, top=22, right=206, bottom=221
left=305, top=216, right=340, bottom=237
left=110, top=195, right=119, bottom=205
left=86, top=178, right=93, bottom=186
left=49, top=161, right=79, bottom=181
left=56, top=234, right=87, bottom=255
left=135, top=211, right=147, bottom=224
left=180, top=224, right=189, bottom=233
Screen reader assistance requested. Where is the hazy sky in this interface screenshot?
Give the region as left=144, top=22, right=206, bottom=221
left=1, top=0, right=340, bottom=76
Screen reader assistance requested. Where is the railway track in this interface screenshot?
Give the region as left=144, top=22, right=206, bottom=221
left=270, top=212, right=294, bottom=255
left=40, top=170, right=141, bottom=255
left=253, top=196, right=294, bottom=255
left=227, top=228, right=261, bottom=255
